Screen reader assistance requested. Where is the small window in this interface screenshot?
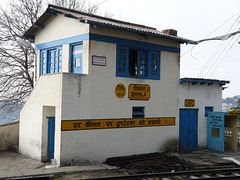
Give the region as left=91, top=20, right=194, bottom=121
left=132, top=107, right=144, bottom=119
left=40, top=46, right=62, bottom=76
left=205, top=106, right=213, bottom=117
left=212, top=128, right=220, bottom=137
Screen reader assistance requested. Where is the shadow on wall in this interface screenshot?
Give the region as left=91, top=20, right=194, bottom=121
left=0, top=121, right=19, bottom=151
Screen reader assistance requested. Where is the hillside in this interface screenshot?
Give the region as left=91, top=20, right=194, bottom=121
left=222, top=95, right=240, bottom=112
left=0, top=104, right=22, bottom=125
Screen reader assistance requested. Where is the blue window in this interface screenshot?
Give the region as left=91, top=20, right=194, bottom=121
left=117, top=46, right=160, bottom=80
left=205, top=106, right=213, bottom=117
left=132, top=107, right=145, bottom=119
left=40, top=46, right=62, bottom=75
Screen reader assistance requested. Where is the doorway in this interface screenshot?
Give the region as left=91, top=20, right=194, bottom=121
left=179, top=109, right=198, bottom=151
left=47, top=116, right=55, bottom=161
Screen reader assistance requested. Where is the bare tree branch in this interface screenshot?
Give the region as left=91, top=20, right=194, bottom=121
left=0, top=0, right=108, bottom=119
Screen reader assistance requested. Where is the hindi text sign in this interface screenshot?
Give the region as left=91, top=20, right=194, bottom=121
left=128, top=84, right=150, bottom=100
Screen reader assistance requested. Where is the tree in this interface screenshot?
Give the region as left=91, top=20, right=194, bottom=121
left=0, top=0, right=102, bottom=117
left=230, top=98, right=240, bottom=111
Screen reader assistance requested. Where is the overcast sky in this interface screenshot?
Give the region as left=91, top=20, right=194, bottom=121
left=1, top=0, right=240, bottom=98
left=93, top=0, right=240, bottom=98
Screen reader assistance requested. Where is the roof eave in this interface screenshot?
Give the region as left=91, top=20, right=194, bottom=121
left=180, top=78, right=230, bottom=86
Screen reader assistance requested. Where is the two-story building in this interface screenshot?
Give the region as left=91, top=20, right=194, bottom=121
left=19, top=4, right=192, bottom=165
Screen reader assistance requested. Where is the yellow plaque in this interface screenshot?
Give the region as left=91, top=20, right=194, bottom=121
left=115, top=83, right=126, bottom=98
left=228, top=110, right=240, bottom=116
left=128, top=84, right=150, bottom=100
left=185, top=99, right=195, bottom=107
left=61, top=117, right=175, bottom=131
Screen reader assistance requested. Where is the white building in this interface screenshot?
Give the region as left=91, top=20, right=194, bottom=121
left=19, top=4, right=196, bottom=165
left=179, top=78, right=229, bottom=151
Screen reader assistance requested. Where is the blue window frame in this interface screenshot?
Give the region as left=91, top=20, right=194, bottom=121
left=132, top=107, right=145, bottom=119
left=205, top=106, right=213, bottom=117
left=116, top=46, right=160, bottom=80
left=40, top=46, right=62, bottom=75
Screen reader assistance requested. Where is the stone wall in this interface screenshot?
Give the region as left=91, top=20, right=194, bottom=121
left=0, top=121, right=19, bottom=151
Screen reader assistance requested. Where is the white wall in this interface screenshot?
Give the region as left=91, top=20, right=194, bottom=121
left=59, top=39, right=180, bottom=165
left=19, top=74, right=62, bottom=162
left=34, top=14, right=90, bottom=80
left=35, top=14, right=89, bottom=44
left=24, top=13, right=182, bottom=165
left=179, top=83, right=223, bottom=148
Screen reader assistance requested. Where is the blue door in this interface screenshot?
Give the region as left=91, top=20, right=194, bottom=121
left=71, top=44, right=83, bottom=73
left=179, top=109, right=198, bottom=151
left=47, top=117, right=55, bottom=161
left=208, top=112, right=226, bottom=152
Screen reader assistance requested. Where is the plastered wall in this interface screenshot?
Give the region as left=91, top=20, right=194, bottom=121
left=21, top=13, right=182, bottom=165
left=59, top=39, right=180, bottom=165
left=19, top=74, right=62, bottom=162
left=0, top=122, right=19, bottom=151
left=179, top=83, right=223, bottom=148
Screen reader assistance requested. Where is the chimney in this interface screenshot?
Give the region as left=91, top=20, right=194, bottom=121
left=162, top=29, right=177, bottom=36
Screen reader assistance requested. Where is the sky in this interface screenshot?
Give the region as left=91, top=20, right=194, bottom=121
left=91, top=0, right=240, bottom=98
left=1, top=0, right=240, bottom=98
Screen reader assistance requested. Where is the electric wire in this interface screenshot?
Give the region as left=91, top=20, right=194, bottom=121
left=197, top=12, right=240, bottom=78
left=209, top=34, right=240, bottom=78
left=223, top=52, right=240, bottom=78
left=203, top=32, right=238, bottom=77
left=206, top=28, right=240, bottom=78
left=181, top=10, right=240, bottom=59
left=223, top=36, right=240, bottom=78
left=94, top=0, right=110, bottom=7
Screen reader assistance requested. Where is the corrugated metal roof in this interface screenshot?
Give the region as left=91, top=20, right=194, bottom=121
left=24, top=4, right=193, bottom=44
left=180, top=78, right=230, bottom=85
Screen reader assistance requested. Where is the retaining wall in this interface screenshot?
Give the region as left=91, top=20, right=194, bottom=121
left=0, top=121, right=19, bottom=151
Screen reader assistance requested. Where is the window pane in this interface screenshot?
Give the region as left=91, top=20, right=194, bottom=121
left=150, top=51, right=159, bottom=77
left=138, top=50, right=147, bottom=77
left=40, top=47, right=62, bottom=75
left=117, top=47, right=127, bottom=75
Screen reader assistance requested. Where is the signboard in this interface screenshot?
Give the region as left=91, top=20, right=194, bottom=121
left=128, top=84, right=150, bottom=100
left=184, top=99, right=195, bottom=107
left=73, top=49, right=83, bottom=55
left=61, top=117, right=175, bottom=131
left=92, top=56, right=106, bottom=66
left=115, top=83, right=126, bottom=98
left=228, top=110, right=240, bottom=116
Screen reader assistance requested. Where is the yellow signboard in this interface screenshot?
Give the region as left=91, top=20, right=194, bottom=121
left=61, top=117, right=175, bottom=131
left=128, top=84, right=150, bottom=100
left=115, top=83, right=126, bottom=98
left=185, top=99, right=195, bottom=107
left=228, top=110, right=240, bottom=116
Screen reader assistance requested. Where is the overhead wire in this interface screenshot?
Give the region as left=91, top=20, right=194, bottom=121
left=181, top=10, right=240, bottom=59
left=206, top=23, right=240, bottom=78
left=209, top=34, right=240, bottom=78
left=223, top=36, right=240, bottom=78
left=94, top=0, right=110, bottom=7
left=197, top=12, right=240, bottom=78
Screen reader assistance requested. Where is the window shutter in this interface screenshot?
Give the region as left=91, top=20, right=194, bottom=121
left=116, top=46, right=128, bottom=77
left=149, top=51, right=160, bottom=80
